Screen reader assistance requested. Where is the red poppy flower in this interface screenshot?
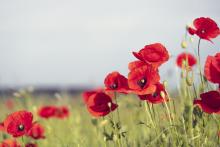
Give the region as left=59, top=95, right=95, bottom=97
left=132, top=43, right=169, bottom=68
left=82, top=88, right=108, bottom=104
left=38, top=106, right=56, bottom=119
left=25, top=143, right=37, bottom=147
left=204, top=52, right=220, bottom=84
left=27, top=123, right=45, bottom=140
left=187, top=17, right=220, bottom=42
left=104, top=71, right=129, bottom=93
left=54, top=106, right=70, bottom=119
left=194, top=90, right=220, bottom=114
left=138, top=83, right=169, bottom=104
left=0, top=139, right=21, bottom=147
left=128, top=65, right=160, bottom=95
left=0, top=122, right=5, bottom=132
left=83, top=91, right=98, bottom=104
left=3, top=110, right=33, bottom=137
left=85, top=91, right=118, bottom=117
left=128, top=60, right=146, bottom=71
left=176, top=52, right=197, bottom=69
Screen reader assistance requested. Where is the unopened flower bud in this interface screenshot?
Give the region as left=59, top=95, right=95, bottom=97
left=189, top=37, right=194, bottom=42
left=160, top=91, right=166, bottom=99
left=181, top=41, right=187, bottom=49
left=186, top=75, right=193, bottom=86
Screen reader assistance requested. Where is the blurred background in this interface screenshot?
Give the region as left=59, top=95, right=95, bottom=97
left=0, top=0, right=219, bottom=93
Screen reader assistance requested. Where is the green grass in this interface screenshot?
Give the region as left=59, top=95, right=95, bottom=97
left=0, top=86, right=219, bottom=147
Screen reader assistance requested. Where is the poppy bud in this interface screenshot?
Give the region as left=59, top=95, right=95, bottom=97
left=163, top=81, right=168, bottom=88
left=160, top=91, right=166, bottom=99
left=181, top=41, right=187, bottom=49
left=189, top=37, right=194, bottom=43
left=186, top=73, right=193, bottom=86
left=186, top=77, right=193, bottom=86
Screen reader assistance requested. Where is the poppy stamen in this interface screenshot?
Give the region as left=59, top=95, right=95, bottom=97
left=137, top=78, right=147, bottom=88
left=110, top=83, right=118, bottom=89
left=152, top=92, right=158, bottom=98
left=18, top=124, right=24, bottom=131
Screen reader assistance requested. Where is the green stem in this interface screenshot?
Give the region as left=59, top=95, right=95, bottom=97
left=144, top=101, right=155, bottom=128
left=197, top=38, right=204, bottom=90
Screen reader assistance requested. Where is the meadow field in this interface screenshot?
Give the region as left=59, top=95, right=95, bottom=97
left=0, top=17, right=220, bottom=147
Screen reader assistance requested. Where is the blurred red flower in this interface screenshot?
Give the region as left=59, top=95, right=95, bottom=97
left=54, top=106, right=70, bottom=119
left=187, top=17, right=220, bottom=42
left=0, top=139, right=21, bottom=147
left=128, top=65, right=160, bottom=95
left=176, top=52, right=197, bottom=69
left=27, top=123, right=45, bottom=140
left=25, top=143, right=37, bottom=147
left=132, top=43, right=169, bottom=68
left=194, top=90, right=220, bottom=114
left=83, top=91, right=118, bottom=117
left=3, top=110, right=33, bottom=137
left=204, top=52, right=220, bottom=84
left=138, top=83, right=169, bottom=104
left=104, top=71, right=129, bottom=93
left=38, top=106, right=56, bottom=119
left=0, top=122, right=5, bottom=132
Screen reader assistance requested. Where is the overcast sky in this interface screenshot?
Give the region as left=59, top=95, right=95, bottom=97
left=0, top=0, right=220, bottom=88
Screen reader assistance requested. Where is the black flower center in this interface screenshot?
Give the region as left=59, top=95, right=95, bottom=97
left=137, top=78, right=147, bottom=89
left=152, top=92, right=158, bottom=98
left=110, top=83, right=118, bottom=89
left=18, top=124, right=25, bottom=131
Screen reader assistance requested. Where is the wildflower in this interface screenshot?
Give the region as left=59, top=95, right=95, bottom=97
left=3, top=110, right=33, bottom=137
left=204, top=52, right=220, bottom=84
left=128, top=65, right=160, bottom=95
left=194, top=90, right=220, bottom=114
left=0, top=139, right=21, bottom=147
left=176, top=52, right=197, bottom=69
left=138, top=83, right=169, bottom=104
left=38, top=106, right=56, bottom=119
left=187, top=17, right=220, bottom=42
left=83, top=91, right=118, bottom=117
left=54, top=106, right=69, bottom=119
left=27, top=123, right=45, bottom=140
left=132, top=43, right=169, bottom=68
left=104, top=71, right=129, bottom=93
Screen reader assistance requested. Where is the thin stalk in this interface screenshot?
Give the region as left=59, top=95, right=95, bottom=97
left=197, top=38, right=204, bottom=89
left=144, top=101, right=156, bottom=128
left=114, top=92, right=121, bottom=124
